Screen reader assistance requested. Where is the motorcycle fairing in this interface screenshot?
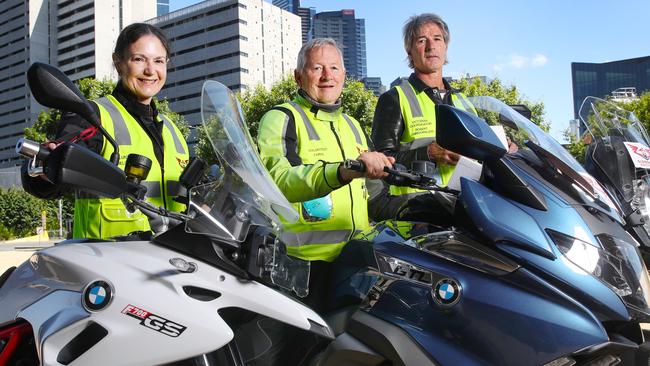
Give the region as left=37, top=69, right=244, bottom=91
left=0, top=241, right=329, bottom=365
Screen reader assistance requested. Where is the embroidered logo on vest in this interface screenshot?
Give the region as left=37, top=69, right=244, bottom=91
left=176, top=157, right=189, bottom=169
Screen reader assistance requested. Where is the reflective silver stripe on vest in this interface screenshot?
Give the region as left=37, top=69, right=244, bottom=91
left=288, top=101, right=320, bottom=140
left=454, top=94, right=474, bottom=113
left=399, top=80, right=423, bottom=118
left=342, top=114, right=363, bottom=145
left=399, top=137, right=435, bottom=151
left=142, top=181, right=161, bottom=198
left=167, top=180, right=181, bottom=196
left=281, top=229, right=351, bottom=246
left=160, top=115, right=187, bottom=154
left=95, top=97, right=132, bottom=145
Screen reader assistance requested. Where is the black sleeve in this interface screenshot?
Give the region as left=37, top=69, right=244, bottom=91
left=54, top=102, right=103, bottom=154
left=21, top=103, right=104, bottom=199
left=270, top=106, right=302, bottom=167
left=371, top=89, right=428, bottom=169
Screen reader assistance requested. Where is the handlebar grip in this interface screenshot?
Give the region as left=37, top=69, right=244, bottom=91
left=343, top=159, right=365, bottom=172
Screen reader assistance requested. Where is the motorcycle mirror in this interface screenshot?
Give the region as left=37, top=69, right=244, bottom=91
left=27, top=62, right=98, bottom=125
left=436, top=104, right=507, bottom=162
left=26, top=62, right=120, bottom=165
left=509, top=104, right=532, bottom=120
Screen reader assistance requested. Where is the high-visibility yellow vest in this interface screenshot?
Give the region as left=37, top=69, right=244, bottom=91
left=72, top=95, right=189, bottom=239
left=258, top=98, right=370, bottom=262
left=390, top=80, right=476, bottom=196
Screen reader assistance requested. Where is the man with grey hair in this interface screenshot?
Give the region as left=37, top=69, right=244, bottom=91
left=369, top=13, right=476, bottom=221
left=257, top=37, right=394, bottom=310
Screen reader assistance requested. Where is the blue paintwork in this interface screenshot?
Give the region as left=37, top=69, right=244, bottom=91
left=329, top=102, right=647, bottom=365
left=360, top=240, right=608, bottom=365
left=459, top=177, right=555, bottom=258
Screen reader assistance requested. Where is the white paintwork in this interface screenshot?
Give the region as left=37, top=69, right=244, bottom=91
left=1, top=240, right=329, bottom=365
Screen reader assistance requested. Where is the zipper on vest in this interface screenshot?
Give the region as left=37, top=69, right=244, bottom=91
left=329, top=121, right=356, bottom=240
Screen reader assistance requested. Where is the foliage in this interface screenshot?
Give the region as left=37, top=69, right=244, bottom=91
left=451, top=77, right=548, bottom=131
left=613, top=91, right=650, bottom=134
left=0, top=188, right=72, bottom=239
left=195, top=76, right=378, bottom=164
left=563, top=132, right=587, bottom=165
left=565, top=92, right=650, bottom=163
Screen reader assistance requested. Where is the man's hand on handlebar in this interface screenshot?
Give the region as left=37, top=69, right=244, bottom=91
left=339, top=151, right=395, bottom=182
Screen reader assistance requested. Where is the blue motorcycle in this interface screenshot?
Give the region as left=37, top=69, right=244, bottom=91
left=309, top=97, right=650, bottom=365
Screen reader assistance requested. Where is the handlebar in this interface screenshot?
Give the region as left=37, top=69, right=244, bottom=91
left=343, top=159, right=438, bottom=189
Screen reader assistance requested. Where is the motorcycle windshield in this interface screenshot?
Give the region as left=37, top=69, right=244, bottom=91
left=468, top=97, right=620, bottom=215
left=579, top=96, right=650, bottom=145
left=579, top=97, right=650, bottom=205
left=185, top=80, right=298, bottom=241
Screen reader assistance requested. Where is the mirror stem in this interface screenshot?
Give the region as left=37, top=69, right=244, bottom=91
left=90, top=114, right=120, bottom=165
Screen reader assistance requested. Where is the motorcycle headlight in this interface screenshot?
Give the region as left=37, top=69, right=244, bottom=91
left=547, top=229, right=650, bottom=318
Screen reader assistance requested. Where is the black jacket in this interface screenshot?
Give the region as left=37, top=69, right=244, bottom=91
left=370, top=73, right=462, bottom=169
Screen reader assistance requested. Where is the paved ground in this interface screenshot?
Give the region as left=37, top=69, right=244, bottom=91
left=0, top=240, right=58, bottom=273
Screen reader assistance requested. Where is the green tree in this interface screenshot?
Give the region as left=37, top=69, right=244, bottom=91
left=0, top=188, right=67, bottom=239
left=452, top=76, right=548, bottom=131
left=196, top=76, right=378, bottom=164
left=615, top=91, right=650, bottom=133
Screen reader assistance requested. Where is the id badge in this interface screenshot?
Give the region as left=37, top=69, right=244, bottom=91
left=301, top=194, right=333, bottom=222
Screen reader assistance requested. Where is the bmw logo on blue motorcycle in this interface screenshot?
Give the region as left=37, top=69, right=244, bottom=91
left=432, top=278, right=462, bottom=307
left=83, top=280, right=114, bottom=311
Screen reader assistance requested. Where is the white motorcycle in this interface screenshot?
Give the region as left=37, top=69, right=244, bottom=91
left=0, top=63, right=331, bottom=366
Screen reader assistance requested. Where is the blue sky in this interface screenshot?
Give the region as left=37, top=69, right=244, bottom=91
left=170, top=0, right=649, bottom=142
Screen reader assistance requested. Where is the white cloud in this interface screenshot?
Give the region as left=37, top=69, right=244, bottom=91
left=531, top=54, right=548, bottom=67
left=492, top=53, right=548, bottom=71
left=509, top=54, right=528, bottom=68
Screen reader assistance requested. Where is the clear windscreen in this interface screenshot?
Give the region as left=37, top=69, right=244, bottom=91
left=469, top=96, right=621, bottom=220
left=579, top=96, right=650, bottom=144
left=578, top=98, right=650, bottom=233
left=184, top=81, right=298, bottom=242
left=184, top=81, right=310, bottom=297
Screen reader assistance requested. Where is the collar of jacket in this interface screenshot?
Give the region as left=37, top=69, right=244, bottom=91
left=113, top=81, right=161, bottom=122
left=407, top=73, right=462, bottom=95
left=295, top=89, right=343, bottom=122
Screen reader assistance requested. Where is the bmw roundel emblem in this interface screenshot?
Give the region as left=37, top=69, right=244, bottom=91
left=432, top=278, right=462, bottom=307
left=83, top=280, right=114, bottom=311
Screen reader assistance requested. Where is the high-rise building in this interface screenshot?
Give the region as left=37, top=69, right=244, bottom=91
left=571, top=56, right=650, bottom=119
left=158, top=0, right=170, bottom=16
left=295, top=6, right=315, bottom=44
left=0, top=0, right=48, bottom=167
left=0, top=0, right=157, bottom=169
left=313, top=9, right=367, bottom=79
left=272, top=0, right=313, bottom=43
left=361, top=77, right=385, bottom=97
left=271, top=0, right=300, bottom=13
left=57, top=0, right=157, bottom=82
left=149, top=0, right=301, bottom=146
